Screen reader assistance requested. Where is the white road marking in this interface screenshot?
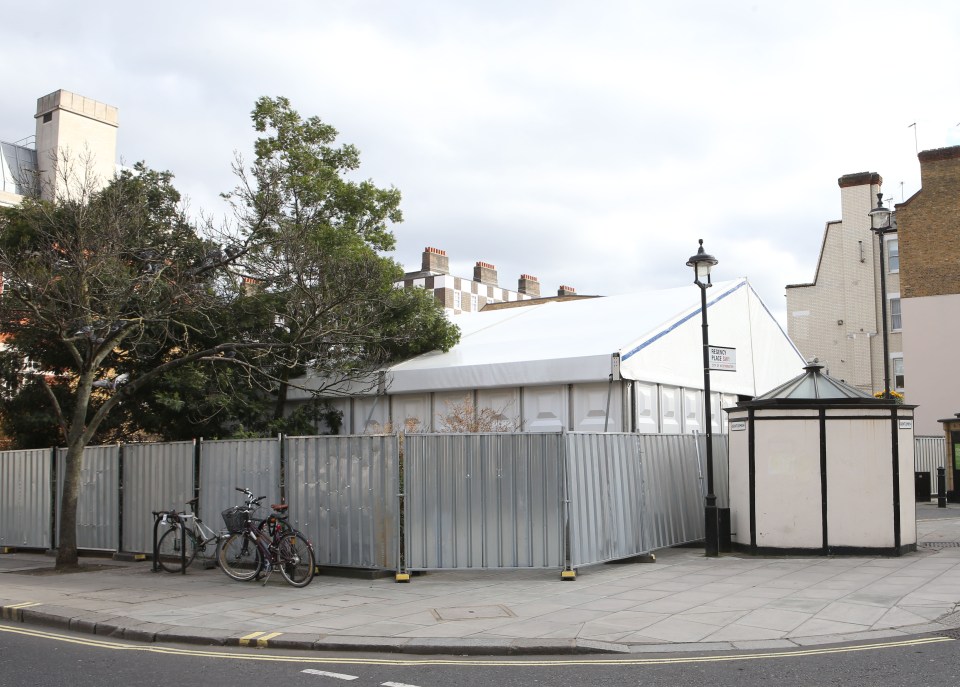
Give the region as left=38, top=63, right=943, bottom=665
left=301, top=669, right=359, bottom=680
left=382, top=682, right=421, bottom=687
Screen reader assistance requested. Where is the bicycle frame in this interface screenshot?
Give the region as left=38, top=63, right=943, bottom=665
left=179, top=512, right=221, bottom=548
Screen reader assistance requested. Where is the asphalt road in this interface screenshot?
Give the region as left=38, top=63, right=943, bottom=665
left=2, top=621, right=959, bottom=687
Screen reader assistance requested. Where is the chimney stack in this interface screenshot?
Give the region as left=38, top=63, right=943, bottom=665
left=421, top=246, right=449, bottom=274
left=518, top=274, right=540, bottom=297
left=837, top=171, right=882, bottom=189
left=474, top=261, right=498, bottom=286
left=558, top=285, right=576, bottom=297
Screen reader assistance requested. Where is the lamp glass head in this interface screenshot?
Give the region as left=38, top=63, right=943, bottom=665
left=686, top=239, right=718, bottom=286
left=869, top=193, right=892, bottom=231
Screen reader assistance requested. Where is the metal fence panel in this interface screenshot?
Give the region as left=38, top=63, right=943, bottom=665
left=198, top=438, right=280, bottom=529
left=0, top=449, right=52, bottom=548
left=122, top=441, right=196, bottom=554
left=566, top=433, right=646, bottom=567
left=915, top=436, right=946, bottom=490
left=404, top=433, right=565, bottom=570
left=286, top=435, right=400, bottom=569
left=56, top=445, right=120, bottom=551
left=639, top=434, right=705, bottom=550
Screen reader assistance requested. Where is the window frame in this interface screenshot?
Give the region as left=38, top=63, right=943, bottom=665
left=892, top=355, right=904, bottom=391
left=886, top=236, right=899, bottom=273
left=889, top=294, right=902, bottom=331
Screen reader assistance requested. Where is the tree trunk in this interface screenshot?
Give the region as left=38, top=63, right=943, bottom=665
left=55, top=441, right=85, bottom=569
left=273, top=369, right=291, bottom=422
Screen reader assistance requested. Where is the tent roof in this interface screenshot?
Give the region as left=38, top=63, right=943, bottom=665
left=387, top=278, right=805, bottom=395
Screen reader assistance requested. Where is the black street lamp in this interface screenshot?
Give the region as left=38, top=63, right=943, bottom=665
left=686, top=239, right=720, bottom=557
left=868, top=193, right=895, bottom=399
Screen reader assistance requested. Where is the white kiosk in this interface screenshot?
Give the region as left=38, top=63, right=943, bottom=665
left=726, top=364, right=916, bottom=556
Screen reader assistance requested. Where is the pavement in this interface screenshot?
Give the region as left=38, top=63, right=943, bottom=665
left=2, top=502, right=960, bottom=656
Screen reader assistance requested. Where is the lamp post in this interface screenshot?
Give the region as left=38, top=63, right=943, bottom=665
left=868, top=193, right=894, bottom=399
left=687, top=239, right=720, bottom=557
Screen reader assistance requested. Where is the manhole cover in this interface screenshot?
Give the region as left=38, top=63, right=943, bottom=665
left=432, top=605, right=516, bottom=621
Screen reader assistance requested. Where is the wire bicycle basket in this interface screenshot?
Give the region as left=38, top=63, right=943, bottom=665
left=221, top=506, right=250, bottom=534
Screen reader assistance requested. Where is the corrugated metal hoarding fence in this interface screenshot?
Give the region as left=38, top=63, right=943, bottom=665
left=0, top=449, right=52, bottom=549
left=6, top=430, right=726, bottom=567
left=122, top=441, right=196, bottom=554
left=404, top=433, right=565, bottom=570
left=639, top=435, right=705, bottom=550
left=915, top=436, right=946, bottom=490
left=56, top=445, right=120, bottom=551
left=286, top=434, right=400, bottom=569
left=198, top=438, right=280, bottom=529
left=566, top=432, right=646, bottom=566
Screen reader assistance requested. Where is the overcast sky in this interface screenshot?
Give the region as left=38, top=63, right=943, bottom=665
left=3, top=1, right=959, bottom=325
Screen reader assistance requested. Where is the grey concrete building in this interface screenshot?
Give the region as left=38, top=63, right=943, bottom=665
left=1, top=89, right=118, bottom=207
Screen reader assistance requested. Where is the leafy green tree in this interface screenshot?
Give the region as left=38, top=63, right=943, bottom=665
left=222, top=96, right=459, bottom=417
left=0, top=100, right=457, bottom=568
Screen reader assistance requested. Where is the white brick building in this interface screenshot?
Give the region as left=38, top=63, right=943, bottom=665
left=786, top=172, right=902, bottom=395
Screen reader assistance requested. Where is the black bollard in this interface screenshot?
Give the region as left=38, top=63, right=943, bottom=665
left=937, top=467, right=947, bottom=508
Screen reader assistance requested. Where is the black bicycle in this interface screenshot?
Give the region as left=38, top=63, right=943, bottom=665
left=218, top=488, right=315, bottom=587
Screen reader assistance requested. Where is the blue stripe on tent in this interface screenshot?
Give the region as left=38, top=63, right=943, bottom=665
left=621, top=280, right=747, bottom=362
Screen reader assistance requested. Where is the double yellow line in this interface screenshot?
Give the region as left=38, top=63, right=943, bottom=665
left=238, top=631, right=284, bottom=647
left=0, top=602, right=42, bottom=620
left=0, top=623, right=952, bottom=667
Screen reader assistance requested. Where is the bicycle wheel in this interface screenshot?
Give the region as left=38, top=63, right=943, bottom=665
left=276, top=531, right=315, bottom=588
left=156, top=525, right=197, bottom=573
left=218, top=532, right=262, bottom=581
left=193, top=536, right=219, bottom=569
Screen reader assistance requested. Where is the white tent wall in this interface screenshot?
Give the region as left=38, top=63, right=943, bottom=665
left=391, top=394, right=430, bottom=432
left=683, top=388, right=703, bottom=434
left=351, top=396, right=389, bottom=433
left=310, top=382, right=733, bottom=436
left=522, top=385, right=567, bottom=431
left=632, top=381, right=660, bottom=433
left=476, top=388, right=522, bottom=430
left=571, top=381, right=623, bottom=432
left=618, top=280, right=802, bottom=396
left=659, top=385, right=683, bottom=434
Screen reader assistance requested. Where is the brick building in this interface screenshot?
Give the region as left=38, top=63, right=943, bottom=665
left=401, top=246, right=583, bottom=315
left=895, top=145, right=960, bottom=434
left=786, top=172, right=902, bottom=395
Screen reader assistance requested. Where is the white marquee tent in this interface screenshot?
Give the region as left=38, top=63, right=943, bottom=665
left=292, top=278, right=805, bottom=435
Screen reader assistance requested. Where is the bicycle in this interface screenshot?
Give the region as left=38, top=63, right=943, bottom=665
left=218, top=489, right=315, bottom=587
left=154, top=491, right=258, bottom=574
